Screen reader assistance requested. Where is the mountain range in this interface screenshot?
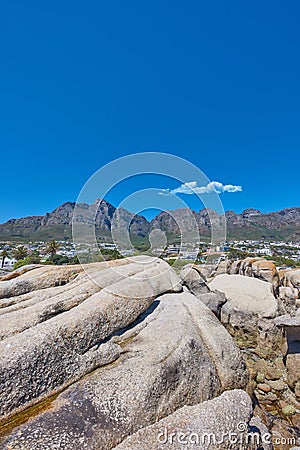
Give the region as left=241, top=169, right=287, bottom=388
left=0, top=200, right=299, bottom=242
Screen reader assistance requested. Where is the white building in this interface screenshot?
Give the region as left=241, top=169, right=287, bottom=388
left=256, top=248, right=273, bottom=257
left=0, top=257, right=17, bottom=270
left=179, top=251, right=199, bottom=260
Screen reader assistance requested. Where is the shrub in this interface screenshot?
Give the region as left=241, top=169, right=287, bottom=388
left=13, top=259, right=28, bottom=270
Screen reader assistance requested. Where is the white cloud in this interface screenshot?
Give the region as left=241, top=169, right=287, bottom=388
left=159, top=181, right=242, bottom=196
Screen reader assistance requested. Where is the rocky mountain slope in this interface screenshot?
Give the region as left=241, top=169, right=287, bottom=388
left=225, top=207, right=300, bottom=240
left=0, top=200, right=150, bottom=241
left=0, top=200, right=299, bottom=241
left=152, top=207, right=300, bottom=241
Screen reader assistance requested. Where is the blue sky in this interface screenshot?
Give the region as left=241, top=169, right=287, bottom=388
left=0, top=0, right=299, bottom=222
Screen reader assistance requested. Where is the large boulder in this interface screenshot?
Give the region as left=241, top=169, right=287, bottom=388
left=180, top=264, right=210, bottom=295
left=0, top=291, right=248, bottom=449
left=191, top=264, right=216, bottom=281
left=214, top=258, right=280, bottom=296
left=0, top=258, right=180, bottom=340
left=196, top=291, right=227, bottom=318
left=209, top=274, right=282, bottom=353
left=229, top=259, right=242, bottom=274
left=113, top=390, right=271, bottom=450
left=281, top=269, right=300, bottom=297
left=239, top=257, right=262, bottom=277
left=180, top=265, right=227, bottom=317
left=209, top=274, right=279, bottom=319
left=0, top=256, right=182, bottom=419
left=213, top=260, right=232, bottom=276
left=251, top=260, right=280, bottom=295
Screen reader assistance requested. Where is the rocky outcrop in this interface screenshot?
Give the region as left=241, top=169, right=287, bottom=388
left=195, top=261, right=300, bottom=442
left=180, top=265, right=226, bottom=317
left=3, top=249, right=300, bottom=446
left=0, top=259, right=177, bottom=340
left=0, top=288, right=248, bottom=449
left=213, top=257, right=280, bottom=296
left=180, top=264, right=210, bottom=295
left=206, top=269, right=300, bottom=442
left=209, top=274, right=283, bottom=357
left=209, top=274, right=279, bottom=319
left=191, top=264, right=216, bottom=281
left=213, top=259, right=232, bottom=276
left=7, top=250, right=300, bottom=447
left=0, top=264, right=83, bottom=299
left=281, top=268, right=300, bottom=292
left=211, top=257, right=300, bottom=314
left=114, top=390, right=271, bottom=450
left=0, top=257, right=182, bottom=419
left=0, top=264, right=44, bottom=281
left=251, top=259, right=280, bottom=294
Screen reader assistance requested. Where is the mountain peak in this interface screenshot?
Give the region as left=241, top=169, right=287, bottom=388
left=0, top=202, right=299, bottom=242
left=241, top=209, right=262, bottom=218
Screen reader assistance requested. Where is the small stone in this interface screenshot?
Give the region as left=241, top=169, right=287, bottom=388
left=264, top=392, right=278, bottom=402
left=255, top=392, right=266, bottom=402
left=278, top=400, right=287, bottom=409
left=265, top=367, right=282, bottom=381
left=257, top=383, right=271, bottom=393
left=282, top=404, right=296, bottom=416
left=265, top=403, right=276, bottom=411
left=256, top=372, right=265, bottom=383
left=267, top=380, right=286, bottom=391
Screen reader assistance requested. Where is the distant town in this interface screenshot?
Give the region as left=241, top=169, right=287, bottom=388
left=1, top=238, right=300, bottom=272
